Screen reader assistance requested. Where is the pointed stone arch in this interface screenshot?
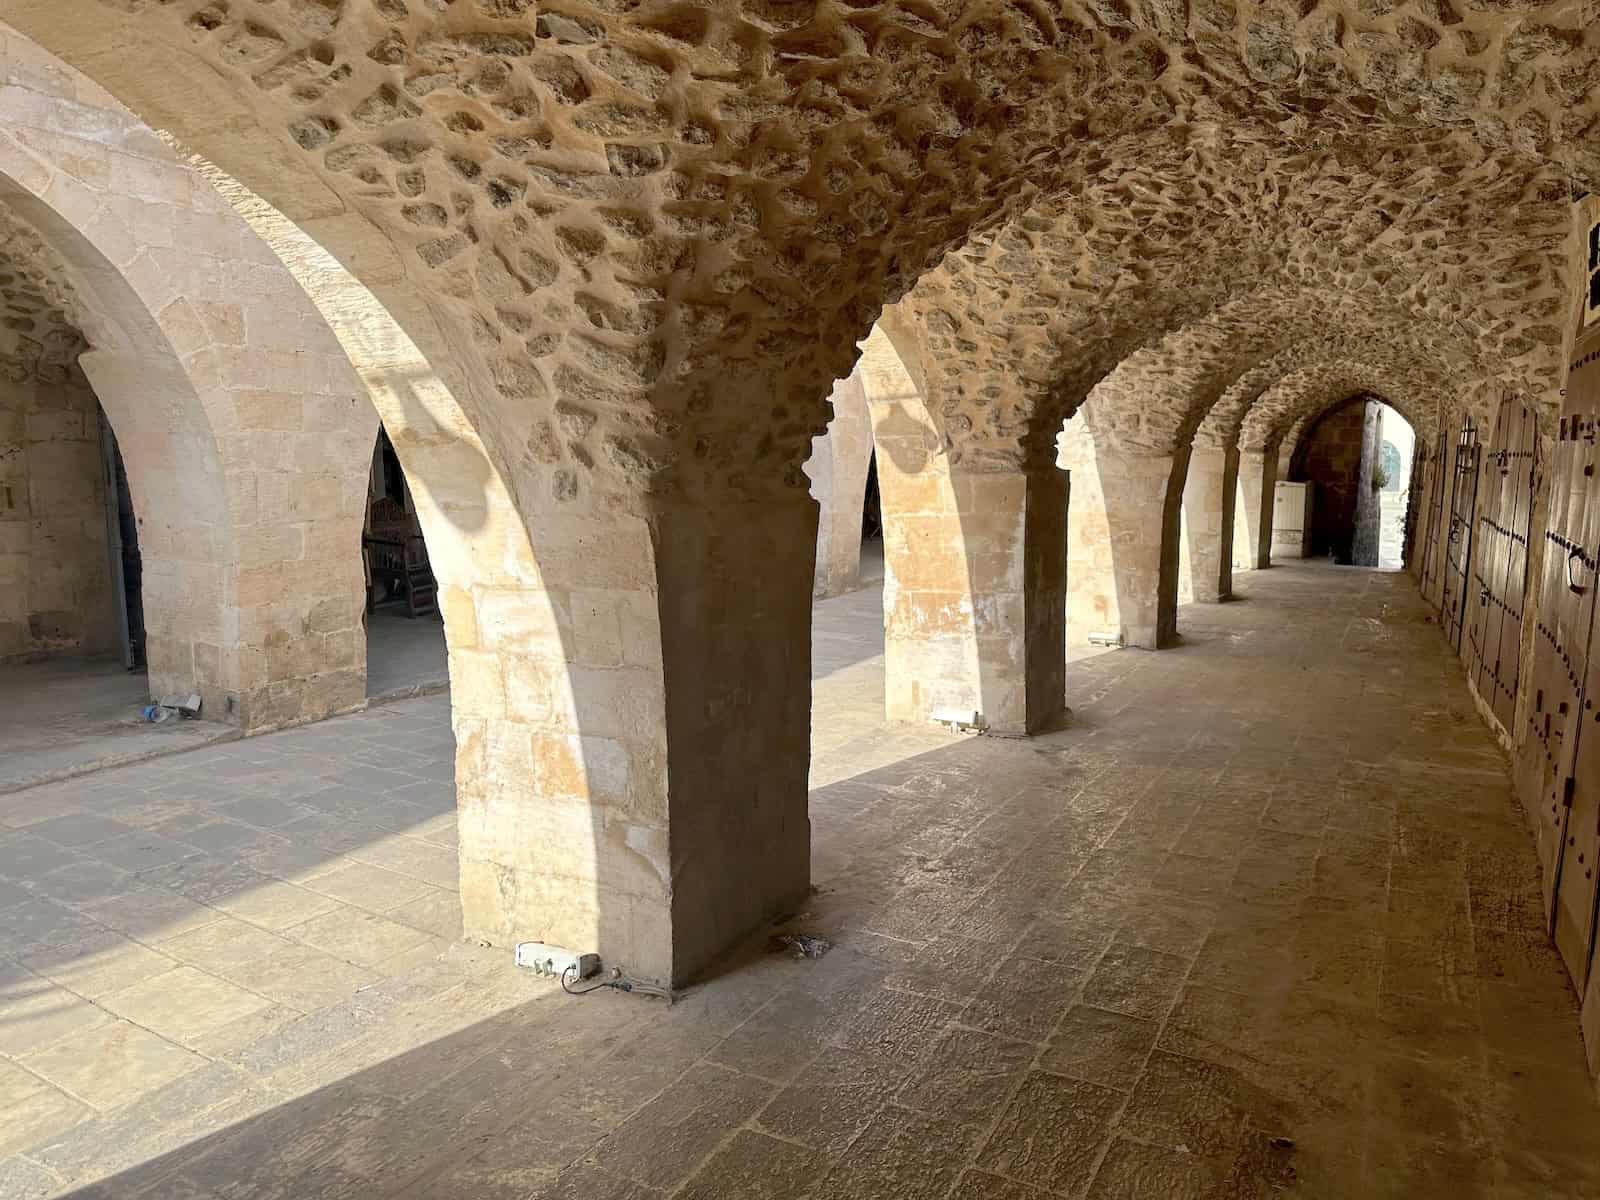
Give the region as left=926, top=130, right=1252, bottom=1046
left=0, top=43, right=379, bottom=728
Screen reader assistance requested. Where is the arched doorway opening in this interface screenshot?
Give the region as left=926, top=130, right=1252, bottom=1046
left=0, top=339, right=130, bottom=667
left=1282, top=394, right=1406, bottom=567
left=0, top=240, right=234, bottom=791
left=362, top=427, right=447, bottom=700
left=0, top=34, right=393, bottom=787
left=860, top=449, right=884, bottom=589
left=808, top=369, right=877, bottom=602
left=1375, top=405, right=1417, bottom=569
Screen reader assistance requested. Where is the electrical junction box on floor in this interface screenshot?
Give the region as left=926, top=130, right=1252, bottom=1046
left=930, top=706, right=984, bottom=732
left=515, top=942, right=600, bottom=981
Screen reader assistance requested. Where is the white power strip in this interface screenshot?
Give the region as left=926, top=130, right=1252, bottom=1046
left=514, top=942, right=600, bottom=981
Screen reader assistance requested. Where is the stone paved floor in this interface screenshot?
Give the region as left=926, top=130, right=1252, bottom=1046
left=0, top=605, right=448, bottom=798
left=1, top=562, right=1597, bottom=1198
left=0, top=658, right=234, bottom=795
left=365, top=608, right=449, bottom=701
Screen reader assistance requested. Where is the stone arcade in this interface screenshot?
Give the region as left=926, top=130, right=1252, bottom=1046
left=1, top=2, right=1600, bottom=1196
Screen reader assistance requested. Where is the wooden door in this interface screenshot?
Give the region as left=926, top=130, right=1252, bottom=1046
left=1464, top=401, right=1538, bottom=731
left=1465, top=406, right=1507, bottom=688
left=1492, top=403, right=1538, bottom=731
left=1440, top=423, right=1480, bottom=653
left=1420, top=431, right=1448, bottom=610
left=1518, top=384, right=1596, bottom=925
left=1554, top=344, right=1600, bottom=984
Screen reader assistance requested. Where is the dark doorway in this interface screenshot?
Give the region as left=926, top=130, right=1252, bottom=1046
left=98, top=409, right=144, bottom=670
left=363, top=428, right=447, bottom=700
left=1290, top=396, right=1384, bottom=565
left=862, top=451, right=882, bottom=541
left=861, top=450, right=884, bottom=585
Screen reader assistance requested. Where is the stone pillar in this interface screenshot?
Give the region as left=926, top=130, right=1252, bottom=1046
left=1059, top=415, right=1121, bottom=646
left=1095, top=448, right=1190, bottom=648
left=81, top=337, right=372, bottom=731
left=455, top=486, right=815, bottom=989
left=1234, top=448, right=1276, bottom=570
left=1177, top=505, right=1195, bottom=605
left=875, top=407, right=1065, bottom=735
left=1020, top=466, right=1070, bottom=730
left=1182, top=444, right=1239, bottom=602
left=79, top=349, right=254, bottom=725
left=653, top=488, right=816, bottom=978
left=804, top=369, right=873, bottom=599
left=229, top=192, right=810, bottom=989
left=1276, top=444, right=1296, bottom=487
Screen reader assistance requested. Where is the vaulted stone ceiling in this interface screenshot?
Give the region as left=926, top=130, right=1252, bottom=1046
left=0, top=206, right=88, bottom=387
left=1092, top=283, right=1494, bottom=454
left=1238, top=357, right=1439, bottom=450
left=1110, top=331, right=1452, bottom=452
left=18, top=0, right=1596, bottom=498
left=1195, top=331, right=1467, bottom=456
left=897, top=125, right=1572, bottom=465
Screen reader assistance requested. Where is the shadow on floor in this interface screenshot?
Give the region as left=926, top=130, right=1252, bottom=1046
left=4, top=563, right=1599, bottom=1199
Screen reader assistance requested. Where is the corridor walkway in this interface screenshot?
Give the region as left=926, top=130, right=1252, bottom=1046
left=0, top=564, right=1594, bottom=1198
left=0, top=659, right=236, bottom=797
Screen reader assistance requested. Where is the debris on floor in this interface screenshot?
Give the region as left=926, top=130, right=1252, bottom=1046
left=142, top=692, right=202, bottom=722
left=771, top=931, right=833, bottom=960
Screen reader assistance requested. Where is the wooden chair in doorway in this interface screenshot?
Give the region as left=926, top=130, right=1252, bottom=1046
left=363, top=497, right=437, bottom=618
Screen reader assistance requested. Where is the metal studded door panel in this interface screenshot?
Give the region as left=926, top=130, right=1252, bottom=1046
left=1518, top=384, right=1596, bottom=920
left=1494, top=404, right=1538, bottom=731
left=1555, top=344, right=1600, bottom=985
left=1465, top=407, right=1507, bottom=692
left=1440, top=424, right=1481, bottom=654
left=1465, top=401, right=1538, bottom=732
left=1482, top=482, right=1507, bottom=703
left=1421, top=431, right=1448, bottom=611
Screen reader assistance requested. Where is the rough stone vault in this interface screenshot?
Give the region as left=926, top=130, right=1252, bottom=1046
left=4, top=0, right=1600, bottom=1119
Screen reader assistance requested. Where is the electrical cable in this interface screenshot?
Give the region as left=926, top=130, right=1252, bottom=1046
left=559, top=964, right=613, bottom=995
left=559, top=964, right=674, bottom=1000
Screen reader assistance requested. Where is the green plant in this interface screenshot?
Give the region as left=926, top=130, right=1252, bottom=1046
left=1371, top=464, right=1391, bottom=491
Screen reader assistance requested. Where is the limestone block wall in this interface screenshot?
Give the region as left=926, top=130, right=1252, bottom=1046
left=0, top=26, right=379, bottom=729
left=0, top=372, right=116, bottom=659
